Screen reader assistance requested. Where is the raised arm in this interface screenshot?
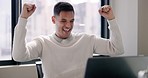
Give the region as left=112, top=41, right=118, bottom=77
left=12, top=3, right=42, bottom=62
left=94, top=5, right=124, bottom=55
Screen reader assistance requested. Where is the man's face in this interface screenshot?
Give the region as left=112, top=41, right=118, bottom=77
left=52, top=11, right=74, bottom=39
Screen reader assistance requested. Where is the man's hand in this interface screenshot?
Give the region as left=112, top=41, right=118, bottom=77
left=21, top=3, right=36, bottom=19
left=99, top=5, right=115, bottom=20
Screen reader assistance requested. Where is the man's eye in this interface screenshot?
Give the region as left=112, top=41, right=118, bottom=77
left=70, top=21, right=74, bottom=23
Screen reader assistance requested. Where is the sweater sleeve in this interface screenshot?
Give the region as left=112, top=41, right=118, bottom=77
left=94, top=19, right=124, bottom=56
left=12, top=17, right=42, bottom=62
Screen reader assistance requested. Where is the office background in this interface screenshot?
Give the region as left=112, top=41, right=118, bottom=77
left=111, top=0, right=148, bottom=56
left=0, top=0, right=148, bottom=78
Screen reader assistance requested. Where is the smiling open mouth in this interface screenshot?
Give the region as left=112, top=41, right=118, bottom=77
left=63, top=28, right=71, bottom=32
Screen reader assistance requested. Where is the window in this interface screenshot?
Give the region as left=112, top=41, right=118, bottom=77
left=22, top=0, right=101, bottom=42
left=0, top=0, right=109, bottom=65
left=0, top=0, right=11, bottom=61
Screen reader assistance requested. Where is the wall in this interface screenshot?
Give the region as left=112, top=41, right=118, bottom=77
left=110, top=0, right=138, bottom=56
left=0, top=64, right=38, bottom=78
left=138, top=0, right=148, bottom=56
left=111, top=0, right=148, bottom=56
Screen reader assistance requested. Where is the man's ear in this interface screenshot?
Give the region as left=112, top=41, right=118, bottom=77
left=52, top=16, right=56, bottom=24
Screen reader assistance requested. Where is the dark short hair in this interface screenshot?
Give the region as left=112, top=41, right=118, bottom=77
left=54, top=2, right=74, bottom=16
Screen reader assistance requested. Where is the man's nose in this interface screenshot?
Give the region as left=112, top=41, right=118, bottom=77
left=65, top=22, right=71, bottom=27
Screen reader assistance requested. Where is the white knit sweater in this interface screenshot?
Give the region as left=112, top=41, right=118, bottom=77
left=12, top=17, right=124, bottom=78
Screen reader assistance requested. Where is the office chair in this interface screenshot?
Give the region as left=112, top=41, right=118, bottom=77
left=36, top=61, right=43, bottom=78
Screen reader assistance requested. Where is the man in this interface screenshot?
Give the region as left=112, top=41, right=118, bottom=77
left=12, top=2, right=124, bottom=78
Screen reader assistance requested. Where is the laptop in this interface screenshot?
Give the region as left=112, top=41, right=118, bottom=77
left=85, top=56, right=148, bottom=78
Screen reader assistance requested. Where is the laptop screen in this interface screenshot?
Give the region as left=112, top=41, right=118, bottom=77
left=85, top=56, right=148, bottom=78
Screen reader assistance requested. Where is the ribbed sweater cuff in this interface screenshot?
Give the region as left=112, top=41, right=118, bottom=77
left=17, top=17, right=27, bottom=27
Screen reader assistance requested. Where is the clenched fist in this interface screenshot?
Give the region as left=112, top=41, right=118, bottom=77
left=21, top=3, right=36, bottom=19
left=99, top=5, right=115, bottom=20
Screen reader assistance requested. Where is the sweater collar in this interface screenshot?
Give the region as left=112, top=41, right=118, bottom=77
left=52, top=33, right=73, bottom=43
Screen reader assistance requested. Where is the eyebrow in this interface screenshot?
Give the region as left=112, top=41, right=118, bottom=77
left=61, top=18, right=75, bottom=21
